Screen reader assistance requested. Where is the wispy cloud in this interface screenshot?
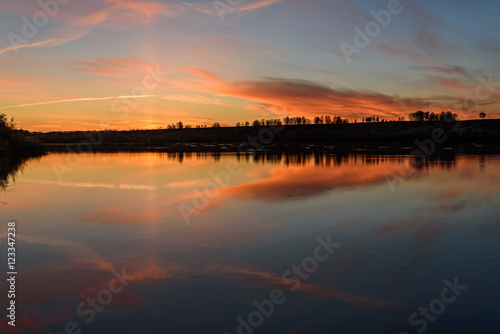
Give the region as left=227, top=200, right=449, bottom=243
left=0, top=1, right=186, bottom=56
left=162, top=94, right=232, bottom=106
left=2, top=95, right=158, bottom=109
left=178, top=66, right=224, bottom=83
left=409, top=65, right=471, bottom=78
left=0, top=38, right=58, bottom=55
left=0, top=8, right=112, bottom=55
left=102, top=0, right=186, bottom=19
left=70, top=57, right=167, bottom=77
left=186, top=0, right=286, bottom=18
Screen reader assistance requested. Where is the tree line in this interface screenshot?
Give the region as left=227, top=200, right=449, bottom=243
left=161, top=110, right=486, bottom=130
left=407, top=111, right=461, bottom=122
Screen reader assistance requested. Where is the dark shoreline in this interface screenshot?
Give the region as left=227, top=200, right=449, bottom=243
left=33, top=120, right=500, bottom=148
left=40, top=142, right=500, bottom=157
left=30, top=119, right=500, bottom=155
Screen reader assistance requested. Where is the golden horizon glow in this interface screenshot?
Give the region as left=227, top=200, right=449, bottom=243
left=1, top=0, right=499, bottom=131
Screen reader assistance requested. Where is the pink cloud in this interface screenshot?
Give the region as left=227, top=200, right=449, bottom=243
left=178, top=66, right=224, bottom=83
left=187, top=0, right=286, bottom=18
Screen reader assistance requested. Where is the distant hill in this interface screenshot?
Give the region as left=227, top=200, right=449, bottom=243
left=34, top=120, right=500, bottom=152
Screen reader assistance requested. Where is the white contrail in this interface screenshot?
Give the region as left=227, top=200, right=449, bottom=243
left=1, top=95, right=158, bottom=109
left=0, top=38, right=59, bottom=55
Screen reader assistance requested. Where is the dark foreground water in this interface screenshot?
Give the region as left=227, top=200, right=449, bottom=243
left=1, top=152, right=499, bottom=334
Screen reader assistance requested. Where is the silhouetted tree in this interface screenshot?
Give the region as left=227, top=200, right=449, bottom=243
left=0, top=112, right=43, bottom=155
left=429, top=112, right=439, bottom=121
left=409, top=110, right=425, bottom=121
left=440, top=111, right=458, bottom=122
left=479, top=112, right=486, bottom=119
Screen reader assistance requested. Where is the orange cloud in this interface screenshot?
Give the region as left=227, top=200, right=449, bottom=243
left=207, top=78, right=439, bottom=119
left=222, top=162, right=407, bottom=200
left=98, top=0, right=186, bottom=27
left=103, top=0, right=167, bottom=18
left=178, top=66, right=224, bottom=83
left=178, top=157, right=417, bottom=221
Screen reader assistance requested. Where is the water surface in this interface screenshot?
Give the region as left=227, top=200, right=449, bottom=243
left=1, top=152, right=499, bottom=333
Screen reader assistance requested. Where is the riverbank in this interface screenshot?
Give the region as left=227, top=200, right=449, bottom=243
left=33, top=119, right=500, bottom=153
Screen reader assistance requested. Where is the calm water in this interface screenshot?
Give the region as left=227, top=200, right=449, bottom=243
left=1, top=152, right=499, bottom=334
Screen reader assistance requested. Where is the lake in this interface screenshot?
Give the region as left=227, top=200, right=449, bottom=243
left=1, top=152, right=499, bottom=334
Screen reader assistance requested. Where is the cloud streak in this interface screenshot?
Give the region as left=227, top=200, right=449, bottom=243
left=186, top=0, right=286, bottom=18
left=0, top=8, right=112, bottom=55
left=70, top=57, right=167, bottom=77
left=207, top=77, right=457, bottom=118
left=2, top=95, right=158, bottom=109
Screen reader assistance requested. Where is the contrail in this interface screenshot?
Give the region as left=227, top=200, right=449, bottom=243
left=1, top=95, right=158, bottom=109
left=0, top=38, right=58, bottom=55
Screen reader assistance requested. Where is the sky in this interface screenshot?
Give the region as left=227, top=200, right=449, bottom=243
left=1, top=0, right=499, bottom=131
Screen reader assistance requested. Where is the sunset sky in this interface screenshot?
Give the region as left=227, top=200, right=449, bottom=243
left=1, top=0, right=499, bottom=131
